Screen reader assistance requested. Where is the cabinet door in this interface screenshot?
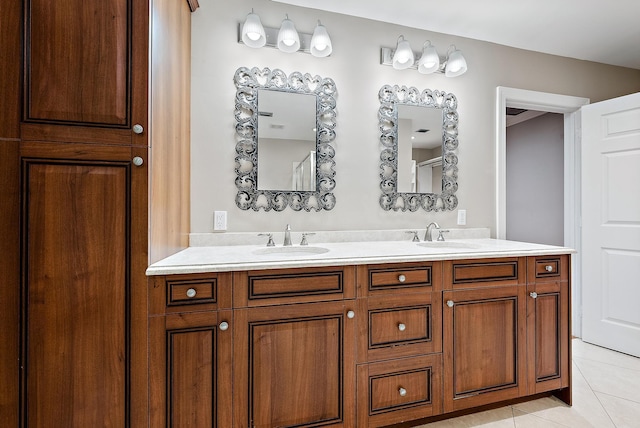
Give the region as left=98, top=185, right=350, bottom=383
left=149, top=310, right=233, bottom=428
left=526, top=281, right=570, bottom=395
left=22, top=153, right=131, bottom=426
left=22, top=0, right=148, bottom=145
left=234, top=301, right=356, bottom=428
left=443, top=286, right=527, bottom=412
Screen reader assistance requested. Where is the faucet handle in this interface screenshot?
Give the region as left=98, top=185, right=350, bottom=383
left=437, top=230, right=450, bottom=241
left=300, top=232, right=316, bottom=246
left=405, top=231, right=420, bottom=242
left=258, top=233, right=275, bottom=247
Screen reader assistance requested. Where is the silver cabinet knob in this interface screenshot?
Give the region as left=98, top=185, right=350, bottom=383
left=219, top=321, right=229, bottom=331
left=132, top=124, right=144, bottom=134
left=186, top=288, right=197, bottom=298
left=545, top=265, right=554, bottom=272
left=398, top=387, right=407, bottom=397
left=132, top=156, right=144, bottom=166
left=398, top=323, right=406, bottom=332
left=446, top=300, right=454, bottom=308
left=530, top=292, right=538, bottom=299
left=347, top=310, right=355, bottom=319
left=398, top=274, right=406, bottom=283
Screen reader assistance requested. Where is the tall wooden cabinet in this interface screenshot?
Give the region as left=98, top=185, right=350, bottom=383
left=0, top=0, right=195, bottom=426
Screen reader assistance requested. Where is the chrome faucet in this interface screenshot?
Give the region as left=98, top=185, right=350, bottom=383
left=425, top=222, right=440, bottom=242
left=283, top=224, right=292, bottom=246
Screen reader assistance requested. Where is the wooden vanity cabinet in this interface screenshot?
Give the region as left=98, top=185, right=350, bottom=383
left=526, top=256, right=571, bottom=401
left=232, top=267, right=357, bottom=428
left=442, top=258, right=528, bottom=413
left=148, top=273, right=233, bottom=428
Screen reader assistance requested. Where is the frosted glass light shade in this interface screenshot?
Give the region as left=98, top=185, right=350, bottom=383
left=277, top=16, right=300, bottom=53
left=392, top=36, right=414, bottom=70
left=310, top=22, right=332, bottom=57
left=445, top=46, right=467, bottom=77
left=241, top=12, right=266, bottom=48
left=417, top=41, right=440, bottom=74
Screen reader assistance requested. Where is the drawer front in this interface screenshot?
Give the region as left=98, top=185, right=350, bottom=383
left=167, top=279, right=216, bottom=306
left=357, top=354, right=442, bottom=427
left=529, top=255, right=568, bottom=282
left=360, top=262, right=441, bottom=296
left=370, top=307, right=430, bottom=348
left=235, top=266, right=356, bottom=306
left=446, top=258, right=525, bottom=289
left=370, top=369, right=431, bottom=413
left=370, top=267, right=431, bottom=289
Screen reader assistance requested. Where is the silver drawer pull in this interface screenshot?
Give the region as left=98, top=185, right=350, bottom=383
left=219, top=321, right=229, bottom=331
left=186, top=288, right=197, bottom=298
left=530, top=292, right=538, bottom=299
left=398, top=274, right=406, bottom=283
left=446, top=300, right=454, bottom=308
left=347, top=310, right=355, bottom=319
left=398, top=387, right=407, bottom=397
left=545, top=265, right=554, bottom=272
left=398, top=323, right=406, bottom=332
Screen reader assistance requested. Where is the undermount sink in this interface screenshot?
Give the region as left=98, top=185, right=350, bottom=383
left=416, top=241, right=481, bottom=250
left=252, top=246, right=330, bottom=256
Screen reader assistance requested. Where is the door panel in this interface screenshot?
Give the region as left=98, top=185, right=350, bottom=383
left=581, top=92, right=640, bottom=357
left=23, top=159, right=129, bottom=427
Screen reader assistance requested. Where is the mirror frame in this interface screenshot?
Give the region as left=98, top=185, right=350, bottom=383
left=233, top=67, right=337, bottom=211
left=378, top=84, right=459, bottom=211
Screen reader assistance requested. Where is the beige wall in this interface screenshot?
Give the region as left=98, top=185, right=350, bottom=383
left=190, top=0, right=640, bottom=235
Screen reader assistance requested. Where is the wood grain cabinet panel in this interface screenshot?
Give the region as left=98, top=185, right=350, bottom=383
left=233, top=301, right=356, bottom=428
left=443, top=285, right=528, bottom=412
left=149, top=310, right=233, bottom=428
left=22, top=158, right=129, bottom=427
left=22, top=0, right=148, bottom=144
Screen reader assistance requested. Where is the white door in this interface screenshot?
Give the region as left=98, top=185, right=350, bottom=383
left=581, top=92, right=640, bottom=357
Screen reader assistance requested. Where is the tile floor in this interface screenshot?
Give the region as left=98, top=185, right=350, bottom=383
left=418, top=339, right=640, bottom=427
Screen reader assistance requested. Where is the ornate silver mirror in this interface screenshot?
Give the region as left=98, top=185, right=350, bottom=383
left=378, top=85, right=459, bottom=211
left=234, top=67, right=337, bottom=211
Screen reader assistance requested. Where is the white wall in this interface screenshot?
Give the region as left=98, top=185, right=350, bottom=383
left=506, top=113, right=564, bottom=245
left=190, top=0, right=640, bottom=234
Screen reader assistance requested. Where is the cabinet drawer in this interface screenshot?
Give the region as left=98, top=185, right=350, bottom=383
left=234, top=266, right=356, bottom=306
left=528, top=256, right=569, bottom=282
left=445, top=257, right=525, bottom=289
left=167, top=279, right=216, bottom=306
left=357, top=355, right=442, bottom=427
left=149, top=273, right=232, bottom=315
left=358, top=262, right=441, bottom=296
left=370, top=307, right=430, bottom=348
left=358, top=293, right=442, bottom=362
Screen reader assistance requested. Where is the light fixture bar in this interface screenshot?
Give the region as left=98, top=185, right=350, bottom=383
left=238, top=23, right=317, bottom=54
left=380, top=47, right=446, bottom=73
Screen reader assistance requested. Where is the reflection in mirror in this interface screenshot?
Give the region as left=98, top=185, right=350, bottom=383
left=396, top=105, right=443, bottom=194
left=257, top=90, right=316, bottom=191
left=379, top=85, right=459, bottom=211
left=234, top=67, right=337, bottom=211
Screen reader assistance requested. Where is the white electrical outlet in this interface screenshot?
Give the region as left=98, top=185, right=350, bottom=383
left=457, top=209, right=467, bottom=226
left=214, top=211, right=227, bottom=231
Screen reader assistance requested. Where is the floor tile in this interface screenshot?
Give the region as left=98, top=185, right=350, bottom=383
left=574, top=356, right=640, bottom=404
left=573, top=339, right=640, bottom=372
left=416, top=406, right=515, bottom=427
left=512, top=409, right=571, bottom=427
left=596, top=392, right=640, bottom=428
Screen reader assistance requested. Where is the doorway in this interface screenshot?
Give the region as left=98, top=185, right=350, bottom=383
left=495, top=86, right=589, bottom=336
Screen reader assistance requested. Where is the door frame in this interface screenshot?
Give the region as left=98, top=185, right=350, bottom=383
left=495, top=86, right=589, bottom=336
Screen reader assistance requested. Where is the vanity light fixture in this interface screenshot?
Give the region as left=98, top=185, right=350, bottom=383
left=381, top=37, right=468, bottom=76
left=241, top=9, right=266, bottom=48
left=392, top=36, right=414, bottom=70
left=238, top=11, right=333, bottom=57
left=277, top=15, right=300, bottom=53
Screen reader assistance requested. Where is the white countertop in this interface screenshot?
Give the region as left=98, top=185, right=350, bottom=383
left=146, top=238, right=575, bottom=276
